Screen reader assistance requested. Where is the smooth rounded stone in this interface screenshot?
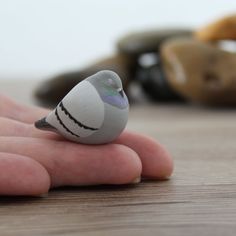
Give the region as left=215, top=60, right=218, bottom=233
left=136, top=63, right=184, bottom=102
left=117, top=29, right=192, bottom=56
left=35, top=54, right=135, bottom=107
left=195, top=14, right=236, bottom=41
left=161, top=38, right=236, bottom=106
left=35, top=70, right=129, bottom=144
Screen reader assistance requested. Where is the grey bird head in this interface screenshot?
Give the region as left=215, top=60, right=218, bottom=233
left=86, top=70, right=128, bottom=109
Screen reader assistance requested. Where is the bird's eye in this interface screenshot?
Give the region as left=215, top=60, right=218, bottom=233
left=108, top=78, right=114, bottom=85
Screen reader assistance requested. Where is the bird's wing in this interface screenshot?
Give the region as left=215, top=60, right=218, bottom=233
left=55, top=80, right=105, bottom=138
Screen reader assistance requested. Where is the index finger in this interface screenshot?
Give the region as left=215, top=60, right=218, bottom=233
left=0, top=93, right=49, bottom=123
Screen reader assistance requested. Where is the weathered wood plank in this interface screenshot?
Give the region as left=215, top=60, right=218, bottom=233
left=0, top=80, right=236, bottom=236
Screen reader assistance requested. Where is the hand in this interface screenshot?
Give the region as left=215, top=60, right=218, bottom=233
left=0, top=94, right=173, bottom=196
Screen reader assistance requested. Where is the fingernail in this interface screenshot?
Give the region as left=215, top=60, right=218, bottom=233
left=131, top=176, right=141, bottom=184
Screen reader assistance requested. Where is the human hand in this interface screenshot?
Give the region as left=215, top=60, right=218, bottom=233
left=0, top=94, right=173, bottom=196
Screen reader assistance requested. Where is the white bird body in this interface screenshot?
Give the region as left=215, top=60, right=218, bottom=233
left=35, top=70, right=129, bottom=144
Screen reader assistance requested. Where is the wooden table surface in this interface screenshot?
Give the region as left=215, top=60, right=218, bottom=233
left=0, top=80, right=236, bottom=236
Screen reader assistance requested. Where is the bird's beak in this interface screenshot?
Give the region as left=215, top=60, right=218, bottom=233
left=35, top=117, right=56, bottom=131
left=118, top=88, right=124, bottom=97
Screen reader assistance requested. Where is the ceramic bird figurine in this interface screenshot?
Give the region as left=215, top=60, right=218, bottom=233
left=35, top=70, right=129, bottom=144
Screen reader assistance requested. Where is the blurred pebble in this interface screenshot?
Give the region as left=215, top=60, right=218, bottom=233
left=136, top=63, right=184, bottom=102
left=195, top=14, right=236, bottom=42
left=117, top=29, right=192, bottom=56
left=35, top=54, right=135, bottom=107
left=161, top=38, right=236, bottom=106
left=117, top=29, right=192, bottom=102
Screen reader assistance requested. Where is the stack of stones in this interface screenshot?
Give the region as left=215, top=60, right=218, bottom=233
left=35, top=13, right=236, bottom=107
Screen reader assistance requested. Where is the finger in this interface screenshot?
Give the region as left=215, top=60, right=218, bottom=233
left=0, top=117, right=61, bottom=140
left=0, top=117, right=29, bottom=136
left=0, top=117, right=173, bottom=179
left=0, top=152, right=50, bottom=196
left=0, top=93, right=49, bottom=123
left=115, top=131, right=174, bottom=179
left=0, top=137, right=142, bottom=187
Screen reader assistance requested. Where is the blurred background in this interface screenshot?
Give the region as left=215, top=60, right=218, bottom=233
left=0, top=0, right=236, bottom=81
left=1, top=1, right=236, bottom=233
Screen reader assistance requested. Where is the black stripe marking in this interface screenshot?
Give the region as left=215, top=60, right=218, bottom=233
left=59, top=102, right=99, bottom=131
left=55, top=108, right=80, bottom=138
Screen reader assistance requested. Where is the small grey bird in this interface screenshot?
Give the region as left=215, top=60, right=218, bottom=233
left=35, top=70, right=129, bottom=144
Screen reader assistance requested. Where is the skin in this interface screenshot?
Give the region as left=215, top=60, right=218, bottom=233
left=0, top=94, right=173, bottom=196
